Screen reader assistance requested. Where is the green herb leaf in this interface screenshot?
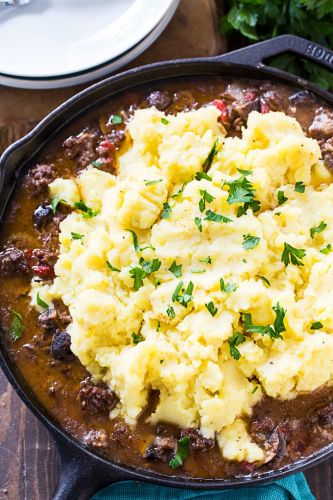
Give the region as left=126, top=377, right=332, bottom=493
left=255, top=275, right=271, bottom=286
left=161, top=202, right=172, bottom=219
left=107, top=114, right=123, bottom=125
left=91, top=160, right=103, bottom=168
left=171, top=183, right=186, bottom=198
left=220, top=277, right=237, bottom=293
left=126, top=229, right=140, bottom=252
left=281, top=242, right=306, bottom=267
left=172, top=281, right=184, bottom=302
left=191, top=269, right=206, bottom=273
left=169, top=436, right=190, bottom=469
left=225, top=169, right=260, bottom=216
left=243, top=303, right=286, bottom=341
left=172, top=281, right=194, bottom=308
left=106, top=261, right=120, bottom=272
left=132, top=332, right=144, bottom=344
left=169, top=261, right=182, bottom=278
left=154, top=278, right=161, bottom=287
left=145, top=179, right=163, bottom=186
left=204, top=209, right=233, bottom=224
left=203, top=139, right=219, bottom=172
left=311, top=321, right=323, bottom=330
left=129, top=267, right=146, bottom=290
left=199, top=256, right=212, bottom=264
left=36, top=291, right=49, bottom=310
left=74, top=201, right=99, bottom=219
left=51, top=196, right=65, bottom=214
left=141, top=259, right=161, bottom=275
left=228, top=332, right=245, bottom=360
left=205, top=301, right=218, bottom=317
left=320, top=244, right=332, bottom=254
left=71, top=232, right=84, bottom=240
left=252, top=385, right=258, bottom=394
left=166, top=305, right=176, bottom=318
left=195, top=171, right=212, bottom=181
left=310, top=221, right=327, bottom=239
left=199, top=189, right=215, bottom=213
left=194, top=217, right=202, bottom=232
left=295, top=181, right=305, bottom=193
left=9, top=309, right=24, bottom=342
left=161, top=117, right=169, bottom=125
left=277, top=191, right=288, bottom=206
left=242, top=234, right=260, bottom=250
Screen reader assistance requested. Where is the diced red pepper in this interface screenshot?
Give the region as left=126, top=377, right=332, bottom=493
left=99, top=140, right=115, bottom=151
left=32, top=264, right=55, bottom=280
left=24, top=249, right=34, bottom=267
left=244, top=90, right=257, bottom=102
left=260, top=99, right=270, bottom=114
left=212, top=99, right=229, bottom=123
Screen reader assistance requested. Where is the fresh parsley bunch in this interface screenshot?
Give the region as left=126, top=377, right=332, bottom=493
left=220, top=0, right=333, bottom=90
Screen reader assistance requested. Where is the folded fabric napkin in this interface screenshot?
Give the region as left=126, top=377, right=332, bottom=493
left=92, top=473, right=314, bottom=500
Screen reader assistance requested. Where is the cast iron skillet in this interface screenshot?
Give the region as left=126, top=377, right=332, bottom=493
left=1, top=35, right=333, bottom=500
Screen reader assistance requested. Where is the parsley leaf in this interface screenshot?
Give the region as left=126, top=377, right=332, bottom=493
left=320, top=244, right=332, bottom=255
left=204, top=210, right=233, bottom=223
left=242, top=234, right=260, bottom=250
left=205, top=301, right=218, bottom=317
left=169, top=436, right=190, bottom=469
left=220, top=277, right=237, bottom=293
left=106, top=261, right=120, bottom=272
left=161, top=202, right=172, bottom=219
left=228, top=332, right=245, bottom=360
left=169, top=261, right=182, bottom=278
left=191, top=269, right=206, bottom=273
left=243, top=303, right=286, bottom=341
left=203, top=139, right=219, bottom=172
left=126, top=229, right=140, bottom=253
left=161, top=117, right=169, bottom=125
left=166, top=305, right=176, bottom=318
left=141, top=259, right=161, bottom=275
left=129, top=267, right=146, bottom=290
left=194, top=217, right=202, bottom=232
left=172, top=183, right=186, bottom=198
left=172, top=281, right=194, bottom=308
left=9, top=309, right=24, bottom=342
left=51, top=196, right=66, bottom=214
left=255, top=275, right=271, bottom=286
left=107, top=114, right=123, bottom=125
left=310, top=221, right=327, bottom=239
left=225, top=169, right=261, bottom=217
left=132, top=332, right=144, bottom=344
left=74, top=201, right=99, bottom=219
left=199, top=256, right=212, bottom=264
left=281, top=242, right=306, bottom=267
left=145, top=179, right=162, bottom=186
left=277, top=190, right=288, bottom=206
left=199, top=190, right=215, bottom=213
left=311, top=321, right=323, bottom=330
left=195, top=171, right=212, bottom=181
left=71, top=232, right=84, bottom=240
left=295, top=181, right=305, bottom=193
left=36, top=291, right=49, bottom=310
left=91, top=160, right=103, bottom=168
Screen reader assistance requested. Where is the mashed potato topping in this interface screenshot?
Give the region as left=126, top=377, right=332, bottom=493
left=31, top=106, right=333, bottom=463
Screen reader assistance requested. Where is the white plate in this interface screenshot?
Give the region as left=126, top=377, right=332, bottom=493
left=0, top=0, right=176, bottom=79
left=0, top=1, right=179, bottom=89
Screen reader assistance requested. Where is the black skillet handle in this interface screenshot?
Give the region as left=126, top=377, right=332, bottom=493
left=218, top=34, right=333, bottom=72
left=52, top=438, right=125, bottom=500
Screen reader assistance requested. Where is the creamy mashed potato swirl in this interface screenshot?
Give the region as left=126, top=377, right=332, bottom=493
left=31, top=106, right=333, bottom=463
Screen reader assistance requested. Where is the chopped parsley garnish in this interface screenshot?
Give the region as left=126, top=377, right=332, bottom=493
left=168, top=261, right=182, bottom=278
left=145, top=179, right=163, bottom=186
left=132, top=332, right=144, bottom=344
left=310, top=221, right=327, bottom=239
left=36, top=292, right=48, bottom=310
left=172, top=183, right=186, bottom=198
left=295, top=181, right=305, bottom=193
left=220, top=277, right=237, bottom=293
left=195, top=171, right=212, bottom=181
left=320, top=244, right=332, bottom=254
left=107, top=113, right=123, bottom=125
left=311, top=321, right=323, bottom=330
left=51, top=196, right=65, bottom=214
left=225, top=168, right=261, bottom=217
left=106, top=261, right=120, bottom=272
left=71, top=232, right=84, bottom=240
left=252, top=385, right=259, bottom=394
left=161, top=117, right=169, bottom=125
left=194, top=217, right=202, bottom=232
left=166, top=305, right=176, bottom=318
left=205, top=301, right=218, bottom=317
left=154, top=278, right=161, bottom=287
left=228, top=332, right=245, bottom=360
left=9, top=309, right=24, bottom=342
left=199, top=256, right=212, bottom=264
left=277, top=190, right=288, bottom=206
left=169, top=436, right=190, bottom=469
left=281, top=242, right=306, bottom=267
left=191, top=269, right=206, bottom=273
left=199, top=190, right=215, bottom=213
left=204, top=210, right=233, bottom=223
left=203, top=139, right=219, bottom=172
left=91, top=160, right=103, bottom=168
left=172, top=281, right=194, bottom=308
left=243, top=303, right=286, bottom=341
left=161, top=202, right=172, bottom=219
left=255, top=275, right=271, bottom=286
left=126, top=229, right=140, bottom=252
left=242, top=234, right=260, bottom=250
left=129, top=267, right=146, bottom=291
left=141, top=258, right=161, bottom=275
left=156, top=321, right=161, bottom=332
left=74, top=201, right=99, bottom=219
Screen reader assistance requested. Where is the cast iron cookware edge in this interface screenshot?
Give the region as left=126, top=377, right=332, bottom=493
left=1, top=35, right=333, bottom=500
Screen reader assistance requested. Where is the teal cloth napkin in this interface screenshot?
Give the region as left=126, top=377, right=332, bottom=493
left=92, top=474, right=315, bottom=500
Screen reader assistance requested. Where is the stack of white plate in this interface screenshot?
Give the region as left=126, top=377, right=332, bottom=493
left=0, top=0, right=179, bottom=89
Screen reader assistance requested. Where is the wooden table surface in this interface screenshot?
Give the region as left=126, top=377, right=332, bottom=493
left=0, top=1, right=332, bottom=498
